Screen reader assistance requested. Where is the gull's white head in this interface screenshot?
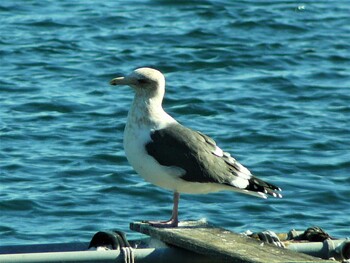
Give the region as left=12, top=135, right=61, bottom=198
left=110, top=68, right=165, bottom=99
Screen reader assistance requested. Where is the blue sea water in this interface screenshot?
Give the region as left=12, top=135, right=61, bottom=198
left=0, top=0, right=349, bottom=246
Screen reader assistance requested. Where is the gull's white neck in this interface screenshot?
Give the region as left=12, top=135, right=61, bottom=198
left=126, top=88, right=176, bottom=130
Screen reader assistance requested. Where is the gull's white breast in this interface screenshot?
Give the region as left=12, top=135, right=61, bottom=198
left=123, top=122, right=233, bottom=194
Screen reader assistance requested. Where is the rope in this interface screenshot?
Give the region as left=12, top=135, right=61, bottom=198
left=122, top=247, right=135, bottom=263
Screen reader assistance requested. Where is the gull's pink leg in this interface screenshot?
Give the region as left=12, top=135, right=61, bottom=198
left=170, top=191, right=179, bottom=224
left=145, top=192, right=180, bottom=228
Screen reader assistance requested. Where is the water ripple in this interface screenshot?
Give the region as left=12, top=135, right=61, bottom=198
left=1, top=0, right=349, bottom=245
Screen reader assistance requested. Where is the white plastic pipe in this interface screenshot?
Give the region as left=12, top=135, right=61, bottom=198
left=0, top=247, right=214, bottom=263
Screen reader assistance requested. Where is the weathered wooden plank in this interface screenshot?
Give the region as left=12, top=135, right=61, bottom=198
left=130, top=221, right=334, bottom=263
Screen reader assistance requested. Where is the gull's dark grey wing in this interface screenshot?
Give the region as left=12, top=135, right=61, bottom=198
left=145, top=123, right=281, bottom=198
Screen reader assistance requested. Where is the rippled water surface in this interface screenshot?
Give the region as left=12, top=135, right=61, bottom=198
left=1, top=1, right=349, bottom=245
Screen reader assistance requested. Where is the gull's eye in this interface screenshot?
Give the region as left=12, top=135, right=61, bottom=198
left=138, top=79, right=148, bottom=84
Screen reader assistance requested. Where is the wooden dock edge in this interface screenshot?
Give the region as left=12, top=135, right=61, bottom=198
left=130, top=221, right=335, bottom=263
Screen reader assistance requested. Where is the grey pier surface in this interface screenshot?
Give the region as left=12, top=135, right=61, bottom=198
left=130, top=221, right=334, bottom=263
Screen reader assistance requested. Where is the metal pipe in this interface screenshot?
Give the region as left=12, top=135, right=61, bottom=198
left=285, top=239, right=350, bottom=261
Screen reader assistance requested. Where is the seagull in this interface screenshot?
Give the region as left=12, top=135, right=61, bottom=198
left=110, top=67, right=282, bottom=227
